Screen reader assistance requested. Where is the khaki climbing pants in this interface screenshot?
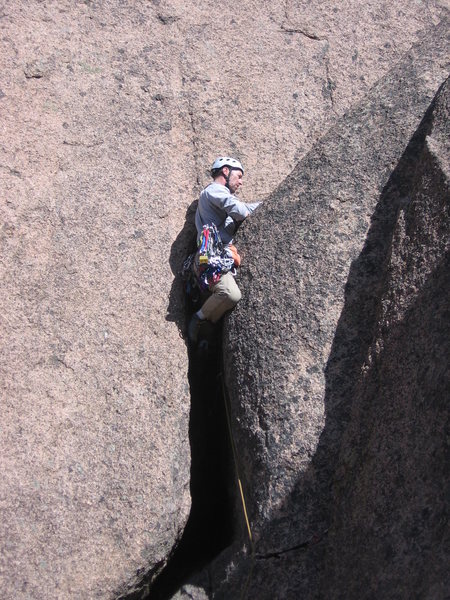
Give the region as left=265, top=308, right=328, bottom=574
left=201, top=272, right=242, bottom=323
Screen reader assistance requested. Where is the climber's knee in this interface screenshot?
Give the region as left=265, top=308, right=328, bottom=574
left=200, top=272, right=242, bottom=322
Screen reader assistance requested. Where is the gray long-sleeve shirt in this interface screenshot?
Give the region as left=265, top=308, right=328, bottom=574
left=195, top=182, right=260, bottom=244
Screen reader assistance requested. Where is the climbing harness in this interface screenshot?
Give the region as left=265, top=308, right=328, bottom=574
left=182, top=223, right=236, bottom=294
left=219, top=369, right=255, bottom=600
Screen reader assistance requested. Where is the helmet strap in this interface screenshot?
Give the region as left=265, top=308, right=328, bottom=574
left=223, top=167, right=233, bottom=191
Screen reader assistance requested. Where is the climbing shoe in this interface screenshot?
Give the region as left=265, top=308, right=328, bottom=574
left=188, top=314, right=202, bottom=343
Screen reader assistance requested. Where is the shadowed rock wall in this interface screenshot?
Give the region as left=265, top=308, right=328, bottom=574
left=323, top=76, right=449, bottom=600
left=172, top=19, right=449, bottom=600
left=0, top=1, right=448, bottom=598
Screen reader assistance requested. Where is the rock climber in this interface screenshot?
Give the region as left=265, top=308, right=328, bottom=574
left=188, top=156, right=260, bottom=342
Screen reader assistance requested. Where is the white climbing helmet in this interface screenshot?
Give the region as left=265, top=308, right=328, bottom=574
left=211, top=156, right=244, bottom=175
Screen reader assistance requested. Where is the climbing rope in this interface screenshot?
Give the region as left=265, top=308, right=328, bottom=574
left=219, top=370, right=255, bottom=600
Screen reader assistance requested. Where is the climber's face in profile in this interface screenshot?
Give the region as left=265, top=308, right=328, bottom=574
left=227, top=168, right=243, bottom=195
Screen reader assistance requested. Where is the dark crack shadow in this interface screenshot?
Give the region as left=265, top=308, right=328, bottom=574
left=147, top=335, right=235, bottom=599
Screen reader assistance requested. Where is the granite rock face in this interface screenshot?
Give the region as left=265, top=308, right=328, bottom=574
left=176, top=21, right=449, bottom=600
left=323, top=76, right=449, bottom=600
left=0, top=1, right=448, bottom=599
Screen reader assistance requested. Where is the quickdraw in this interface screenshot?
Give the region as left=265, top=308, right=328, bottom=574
left=182, top=224, right=236, bottom=293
